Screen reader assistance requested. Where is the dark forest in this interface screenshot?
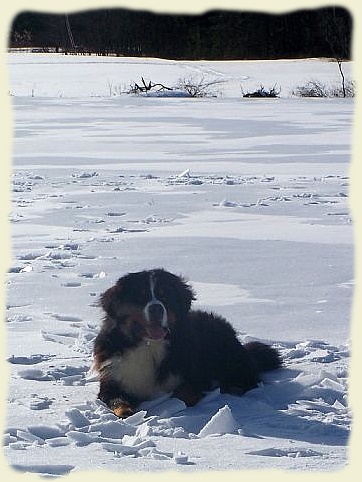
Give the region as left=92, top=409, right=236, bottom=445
left=9, top=7, right=352, bottom=60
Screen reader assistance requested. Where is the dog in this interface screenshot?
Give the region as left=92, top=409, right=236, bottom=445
left=93, top=268, right=281, bottom=418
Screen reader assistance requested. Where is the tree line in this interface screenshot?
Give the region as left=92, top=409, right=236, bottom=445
left=9, top=7, right=352, bottom=60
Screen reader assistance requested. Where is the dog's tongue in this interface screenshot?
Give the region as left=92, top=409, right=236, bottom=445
left=146, top=324, right=167, bottom=340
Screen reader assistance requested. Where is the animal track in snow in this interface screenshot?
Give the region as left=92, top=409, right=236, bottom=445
left=52, top=314, right=83, bottom=322
left=17, top=364, right=89, bottom=386
left=11, top=464, right=74, bottom=476
left=108, top=226, right=148, bottom=234
left=71, top=171, right=98, bottom=179
left=41, top=330, right=79, bottom=346
left=17, top=394, right=54, bottom=410
left=79, top=271, right=106, bottom=279
left=17, top=251, right=46, bottom=260
left=247, top=447, right=323, bottom=458
left=7, top=354, right=54, bottom=365
left=8, top=265, right=33, bottom=274
left=17, top=368, right=53, bottom=381
left=106, top=211, right=126, bottom=217
left=6, top=314, right=33, bottom=323
left=61, top=281, right=82, bottom=288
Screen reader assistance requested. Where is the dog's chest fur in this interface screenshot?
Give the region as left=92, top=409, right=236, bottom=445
left=103, top=340, right=182, bottom=401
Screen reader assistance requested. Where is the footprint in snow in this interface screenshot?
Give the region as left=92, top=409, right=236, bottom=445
left=17, top=251, right=45, bottom=260
left=61, top=281, right=82, bottom=288
left=7, top=354, right=54, bottom=365
left=79, top=271, right=106, bottom=279
left=109, top=226, right=148, bottom=233
left=51, top=314, right=83, bottom=322
left=6, top=314, right=33, bottom=323
left=11, top=464, right=74, bottom=476
left=17, top=368, right=53, bottom=381
left=41, top=330, right=79, bottom=346
left=46, top=365, right=89, bottom=385
left=246, top=448, right=323, bottom=458
left=71, top=171, right=98, bottom=179
left=17, top=364, right=89, bottom=385
left=106, top=212, right=126, bottom=217
left=8, top=265, right=33, bottom=274
left=17, top=394, right=54, bottom=410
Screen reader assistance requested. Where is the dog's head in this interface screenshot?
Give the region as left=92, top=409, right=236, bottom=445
left=100, top=269, right=196, bottom=342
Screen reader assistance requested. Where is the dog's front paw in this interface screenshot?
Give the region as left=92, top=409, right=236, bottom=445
left=111, top=402, right=135, bottom=419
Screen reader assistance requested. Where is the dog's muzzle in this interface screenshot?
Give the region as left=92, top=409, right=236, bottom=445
left=144, top=300, right=168, bottom=326
left=143, top=272, right=169, bottom=340
left=143, top=300, right=169, bottom=340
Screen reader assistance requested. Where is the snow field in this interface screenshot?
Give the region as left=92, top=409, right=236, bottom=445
left=4, top=54, right=354, bottom=475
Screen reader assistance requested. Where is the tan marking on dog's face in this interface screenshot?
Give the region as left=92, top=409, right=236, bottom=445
left=118, top=308, right=146, bottom=339
left=110, top=300, right=172, bottom=342
left=121, top=311, right=166, bottom=342
left=105, top=301, right=148, bottom=341
left=167, top=311, right=177, bottom=326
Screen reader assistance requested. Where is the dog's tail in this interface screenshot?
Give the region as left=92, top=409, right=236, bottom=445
left=244, top=341, right=282, bottom=373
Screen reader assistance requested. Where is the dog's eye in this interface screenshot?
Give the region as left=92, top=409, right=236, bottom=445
left=154, top=287, right=166, bottom=302
left=134, top=289, right=147, bottom=303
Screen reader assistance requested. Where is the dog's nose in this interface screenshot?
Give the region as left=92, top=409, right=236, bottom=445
left=147, top=302, right=166, bottom=322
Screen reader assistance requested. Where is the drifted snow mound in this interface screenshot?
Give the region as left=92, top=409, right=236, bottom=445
left=198, top=405, right=240, bottom=437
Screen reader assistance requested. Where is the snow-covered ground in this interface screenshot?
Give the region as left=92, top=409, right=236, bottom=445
left=4, top=53, right=354, bottom=476
left=7, top=52, right=353, bottom=98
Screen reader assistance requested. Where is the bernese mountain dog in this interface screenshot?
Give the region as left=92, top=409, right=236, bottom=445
left=93, top=268, right=281, bottom=418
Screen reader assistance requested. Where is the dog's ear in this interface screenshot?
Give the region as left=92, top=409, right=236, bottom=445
left=180, top=279, right=196, bottom=313
left=172, top=275, right=196, bottom=314
left=100, top=281, right=123, bottom=317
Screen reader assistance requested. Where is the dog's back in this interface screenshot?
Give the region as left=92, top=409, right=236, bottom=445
left=169, top=309, right=281, bottom=395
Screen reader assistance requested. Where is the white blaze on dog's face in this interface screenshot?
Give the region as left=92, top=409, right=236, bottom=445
left=143, top=272, right=169, bottom=340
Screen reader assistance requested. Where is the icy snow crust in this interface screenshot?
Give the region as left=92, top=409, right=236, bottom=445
left=5, top=54, right=353, bottom=475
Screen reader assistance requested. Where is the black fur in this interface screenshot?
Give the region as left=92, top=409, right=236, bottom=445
left=93, top=269, right=281, bottom=417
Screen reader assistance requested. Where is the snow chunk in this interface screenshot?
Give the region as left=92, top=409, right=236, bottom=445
left=28, top=425, right=64, bottom=440
left=217, top=199, right=238, bottom=208
left=138, top=447, right=173, bottom=460
left=16, top=430, right=45, bottom=445
left=177, top=169, right=191, bottom=178
left=66, top=431, right=101, bottom=445
left=71, top=171, right=98, bottom=178
left=173, top=451, right=190, bottom=465
left=17, top=368, right=52, bottom=381
left=18, top=251, right=45, bottom=260
left=198, top=405, right=240, bottom=437
left=141, top=397, right=187, bottom=418
left=65, top=408, right=90, bottom=428
left=102, top=442, right=139, bottom=455
left=45, top=437, right=71, bottom=447
left=88, top=420, right=135, bottom=438
left=122, top=435, right=156, bottom=450
left=126, top=410, right=148, bottom=426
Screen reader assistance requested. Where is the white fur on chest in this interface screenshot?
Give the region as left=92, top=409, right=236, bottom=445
left=102, top=340, right=182, bottom=401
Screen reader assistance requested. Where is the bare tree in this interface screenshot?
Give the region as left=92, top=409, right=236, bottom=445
left=320, top=7, right=352, bottom=98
